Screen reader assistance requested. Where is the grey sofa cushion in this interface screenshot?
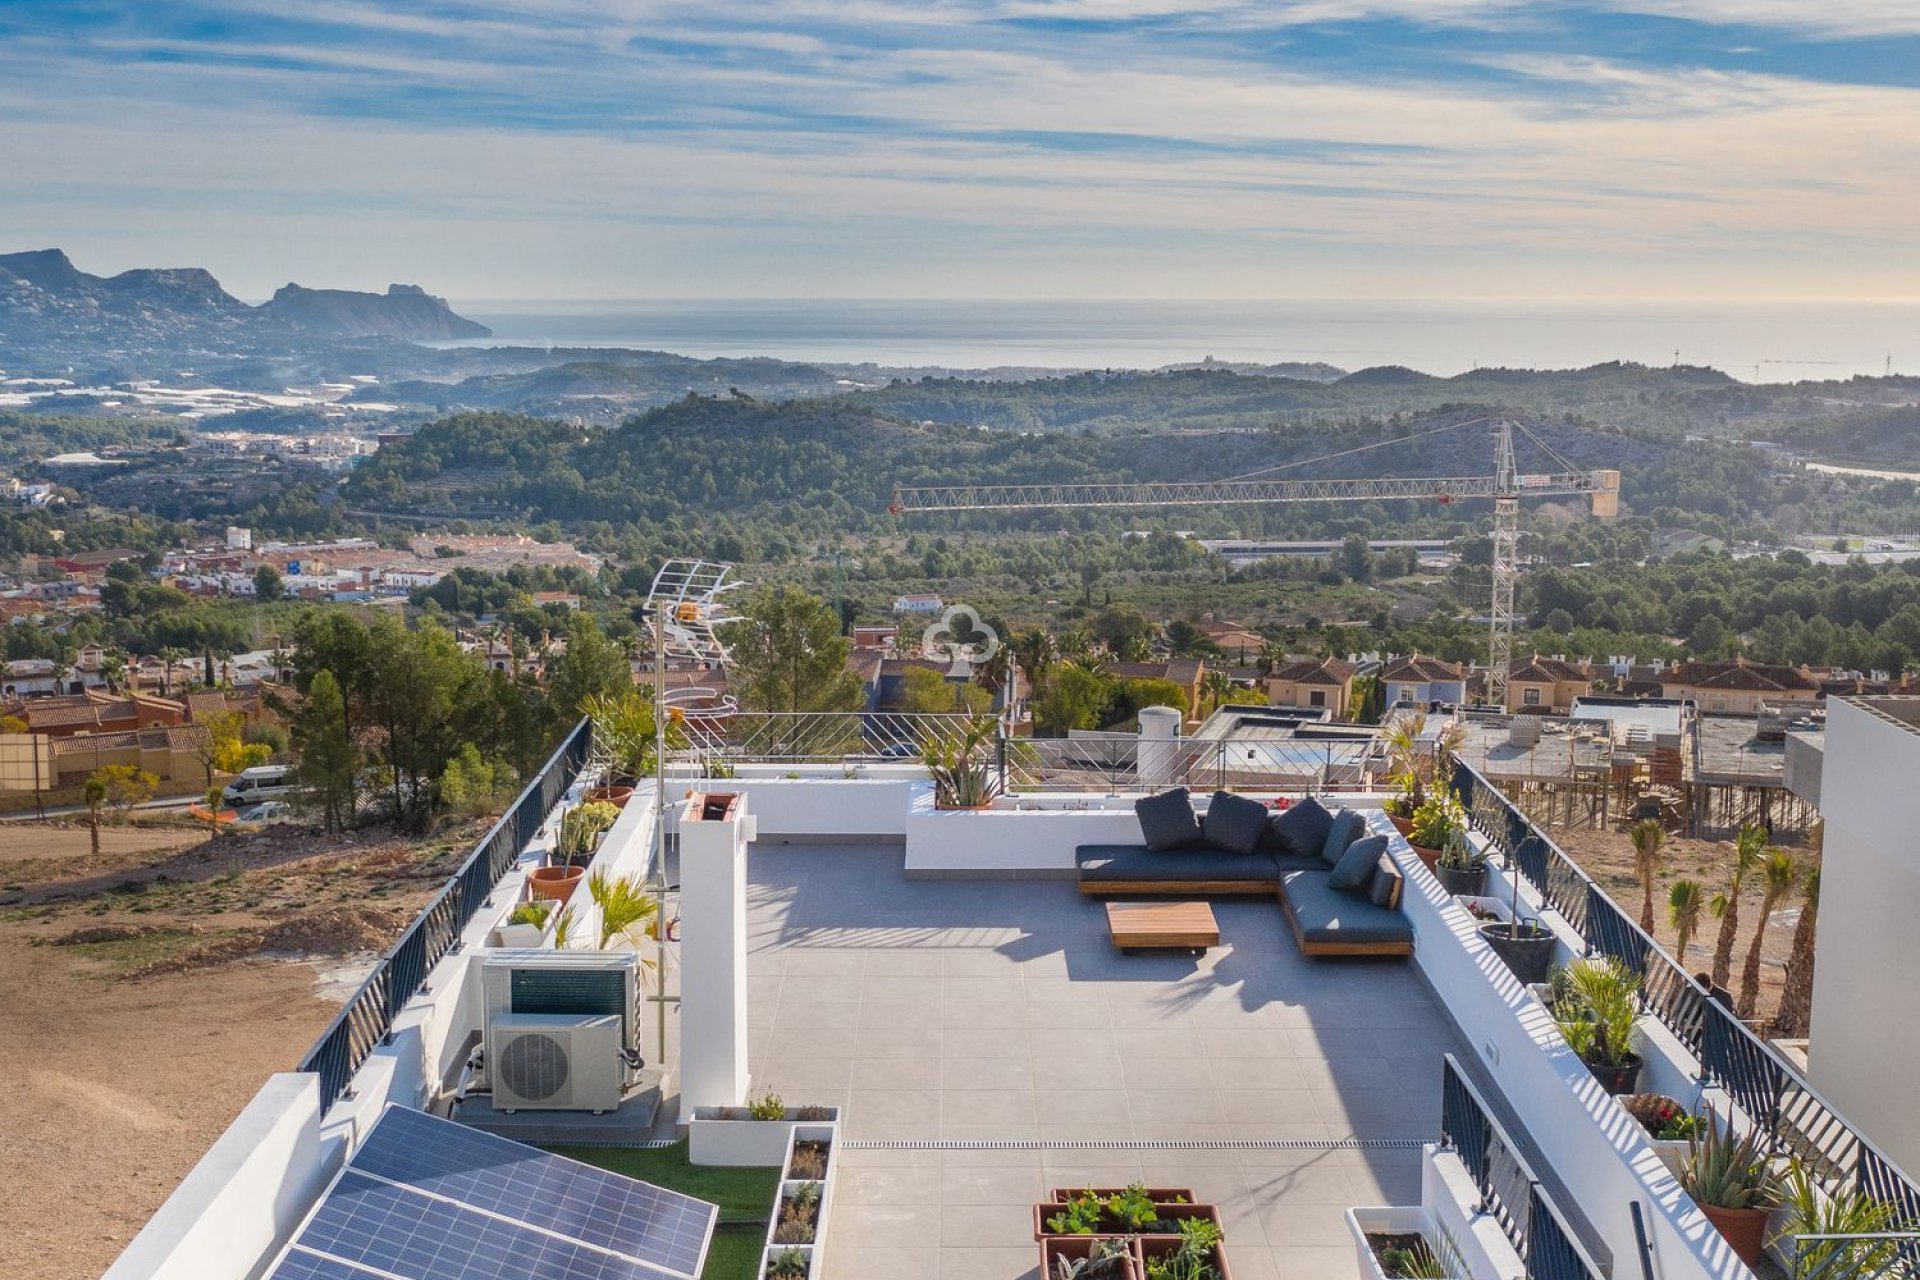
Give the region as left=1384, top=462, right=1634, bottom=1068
left=1135, top=788, right=1203, bottom=852
left=1328, top=833, right=1388, bottom=891
left=1202, top=791, right=1270, bottom=855
left=1320, top=808, right=1365, bottom=866
left=1281, top=869, right=1415, bottom=945
left=1264, top=795, right=1333, bottom=857
left=1077, top=845, right=1281, bottom=883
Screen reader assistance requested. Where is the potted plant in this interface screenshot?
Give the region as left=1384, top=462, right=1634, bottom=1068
left=1620, top=1093, right=1705, bottom=1175
left=1431, top=825, right=1488, bottom=896
left=497, top=899, right=553, bottom=947
left=1404, top=794, right=1465, bottom=874
left=1550, top=956, right=1644, bottom=1094
left=1677, top=1110, right=1780, bottom=1269
left=1346, top=1207, right=1457, bottom=1280
left=1772, top=1159, right=1914, bottom=1279
left=1381, top=711, right=1466, bottom=836
left=1476, top=845, right=1557, bottom=985
left=922, top=714, right=1002, bottom=810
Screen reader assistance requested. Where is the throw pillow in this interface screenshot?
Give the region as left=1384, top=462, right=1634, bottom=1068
left=1135, top=787, right=1203, bottom=852
left=1367, top=857, right=1401, bottom=908
left=1329, top=833, right=1388, bottom=891
left=1202, top=790, right=1269, bottom=854
left=1320, top=808, right=1364, bottom=865
left=1265, top=794, right=1333, bottom=856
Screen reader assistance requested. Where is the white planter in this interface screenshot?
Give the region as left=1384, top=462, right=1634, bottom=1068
left=1453, top=894, right=1513, bottom=927
left=1345, top=1206, right=1438, bottom=1280
left=495, top=922, right=547, bottom=948
left=775, top=1125, right=836, bottom=1277
left=688, top=1107, right=841, bottom=1167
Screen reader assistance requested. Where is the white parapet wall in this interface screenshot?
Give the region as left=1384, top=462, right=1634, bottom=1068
left=101, top=1074, right=339, bottom=1280
left=1391, top=811, right=1756, bottom=1280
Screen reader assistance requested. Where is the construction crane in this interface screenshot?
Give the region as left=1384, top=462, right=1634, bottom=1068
left=889, top=419, right=1620, bottom=708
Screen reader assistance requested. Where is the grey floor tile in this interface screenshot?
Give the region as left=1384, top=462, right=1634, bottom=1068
left=938, top=1245, right=1040, bottom=1280
left=1033, top=1088, right=1131, bottom=1126
left=837, top=1165, right=944, bottom=1206
left=1126, top=1088, right=1227, bottom=1125
left=1271, top=1244, right=1363, bottom=1280
left=854, top=1057, right=942, bottom=1091
left=939, top=1203, right=1039, bottom=1249
left=832, top=1202, right=943, bottom=1250
left=940, top=1163, right=1046, bottom=1205
left=942, top=1057, right=1035, bottom=1091
left=829, top=1247, right=942, bottom=1280
left=939, top=1088, right=1038, bottom=1130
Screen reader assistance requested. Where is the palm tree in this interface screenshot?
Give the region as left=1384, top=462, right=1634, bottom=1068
left=1709, top=823, right=1766, bottom=990
left=1774, top=857, right=1821, bottom=1038
left=83, top=775, right=107, bottom=858
left=1012, top=627, right=1056, bottom=694
left=1668, top=878, right=1707, bottom=965
left=1629, top=819, right=1666, bottom=932
left=1738, top=849, right=1800, bottom=1019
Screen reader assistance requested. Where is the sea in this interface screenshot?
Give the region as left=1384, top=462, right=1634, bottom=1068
left=443, top=298, right=1920, bottom=382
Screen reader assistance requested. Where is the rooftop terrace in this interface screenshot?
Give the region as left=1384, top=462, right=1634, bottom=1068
left=744, top=845, right=1453, bottom=1280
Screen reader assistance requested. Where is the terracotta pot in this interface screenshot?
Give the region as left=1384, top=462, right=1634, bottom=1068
left=1135, top=1236, right=1232, bottom=1280
left=586, top=785, right=633, bottom=809
left=1046, top=1188, right=1196, bottom=1205
left=1038, top=1237, right=1139, bottom=1280
left=529, top=864, right=584, bottom=904
left=1386, top=813, right=1414, bottom=838
left=1409, top=842, right=1443, bottom=874
left=1699, top=1203, right=1770, bottom=1270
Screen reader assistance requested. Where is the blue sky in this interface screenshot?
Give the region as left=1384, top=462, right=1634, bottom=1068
left=4, top=1, right=1919, bottom=300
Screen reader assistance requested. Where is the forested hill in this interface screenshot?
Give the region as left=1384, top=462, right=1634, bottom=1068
left=848, top=361, right=1758, bottom=433
left=341, top=398, right=1751, bottom=541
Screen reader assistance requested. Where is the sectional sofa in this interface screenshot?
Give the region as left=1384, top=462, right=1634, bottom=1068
left=1075, top=789, right=1415, bottom=958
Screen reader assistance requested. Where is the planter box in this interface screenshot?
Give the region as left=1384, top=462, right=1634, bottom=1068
left=1344, top=1206, right=1438, bottom=1280
left=1135, top=1235, right=1232, bottom=1280
left=689, top=1107, right=841, bottom=1167
left=1035, top=1202, right=1223, bottom=1243
left=1039, top=1237, right=1140, bottom=1280
left=494, top=921, right=547, bottom=948
left=1453, top=895, right=1512, bottom=927
left=761, top=1244, right=815, bottom=1280
left=775, top=1125, right=836, bottom=1277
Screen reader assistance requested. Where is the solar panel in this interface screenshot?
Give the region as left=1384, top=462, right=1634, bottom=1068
left=266, top=1107, right=718, bottom=1280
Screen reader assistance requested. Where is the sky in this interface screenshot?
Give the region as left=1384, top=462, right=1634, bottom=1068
left=4, top=1, right=1920, bottom=301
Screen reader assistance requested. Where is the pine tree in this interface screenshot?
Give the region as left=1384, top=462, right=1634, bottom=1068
left=294, top=669, right=358, bottom=833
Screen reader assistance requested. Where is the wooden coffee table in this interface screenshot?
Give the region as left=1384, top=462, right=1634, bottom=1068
left=1105, top=900, right=1220, bottom=955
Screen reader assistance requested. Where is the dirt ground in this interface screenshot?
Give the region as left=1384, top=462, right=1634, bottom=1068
left=1553, top=826, right=1810, bottom=1026
left=0, top=814, right=488, bottom=1280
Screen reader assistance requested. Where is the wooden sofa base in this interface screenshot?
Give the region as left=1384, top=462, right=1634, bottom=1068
left=1278, top=891, right=1415, bottom=958
left=1078, top=880, right=1279, bottom=897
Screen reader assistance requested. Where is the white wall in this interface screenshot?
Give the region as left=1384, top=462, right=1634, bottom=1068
left=1807, top=698, right=1920, bottom=1176
left=675, top=771, right=918, bottom=841
left=101, top=1074, right=339, bottom=1280
left=1394, top=813, right=1754, bottom=1280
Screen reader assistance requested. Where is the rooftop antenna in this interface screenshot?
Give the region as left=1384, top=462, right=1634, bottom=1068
left=640, top=558, right=746, bottom=1067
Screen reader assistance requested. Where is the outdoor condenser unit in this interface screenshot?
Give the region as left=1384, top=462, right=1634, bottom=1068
left=488, top=1013, right=625, bottom=1112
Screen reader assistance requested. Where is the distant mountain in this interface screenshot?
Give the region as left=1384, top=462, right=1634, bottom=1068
left=0, top=248, right=489, bottom=366
left=260, top=282, right=490, bottom=340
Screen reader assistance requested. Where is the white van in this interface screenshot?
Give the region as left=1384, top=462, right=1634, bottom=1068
left=222, top=764, right=294, bottom=806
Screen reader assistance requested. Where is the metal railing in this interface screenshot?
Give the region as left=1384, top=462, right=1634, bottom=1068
left=296, top=718, right=592, bottom=1112
left=1452, top=760, right=1920, bottom=1238
left=673, top=708, right=1385, bottom=794
left=1439, top=1055, right=1609, bottom=1280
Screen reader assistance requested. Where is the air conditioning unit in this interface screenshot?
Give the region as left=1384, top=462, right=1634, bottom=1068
left=490, top=1013, right=625, bottom=1112
left=481, top=951, right=642, bottom=1110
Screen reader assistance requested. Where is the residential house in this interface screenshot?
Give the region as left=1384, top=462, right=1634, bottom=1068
left=850, top=624, right=898, bottom=650
left=1380, top=654, right=1468, bottom=709
left=892, top=593, right=944, bottom=615
left=23, top=693, right=186, bottom=739
left=1505, top=655, right=1596, bottom=714
left=1661, top=657, right=1822, bottom=716
left=48, top=723, right=212, bottom=787
left=1266, top=656, right=1357, bottom=719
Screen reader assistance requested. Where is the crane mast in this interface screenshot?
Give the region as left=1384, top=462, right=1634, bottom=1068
left=889, top=421, right=1620, bottom=709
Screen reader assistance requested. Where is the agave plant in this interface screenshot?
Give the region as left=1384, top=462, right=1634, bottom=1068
left=1678, top=1110, right=1779, bottom=1211
left=922, top=713, right=1002, bottom=808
